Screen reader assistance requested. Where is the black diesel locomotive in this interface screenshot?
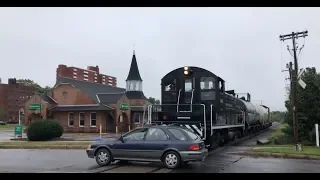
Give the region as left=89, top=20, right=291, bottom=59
left=147, top=66, right=272, bottom=148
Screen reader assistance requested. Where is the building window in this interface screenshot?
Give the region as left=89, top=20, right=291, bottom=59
left=73, top=72, right=77, bottom=75
left=73, top=68, right=77, bottom=71
left=84, top=74, right=88, bottom=78
left=134, top=113, right=140, bottom=124
left=68, top=112, right=74, bottom=127
left=79, top=112, right=85, bottom=127
left=90, top=112, right=96, bottom=127
left=84, top=71, right=88, bottom=74
left=84, top=78, right=88, bottom=81
left=73, top=76, right=77, bottom=79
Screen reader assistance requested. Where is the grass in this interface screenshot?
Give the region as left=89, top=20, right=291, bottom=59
left=0, top=140, right=91, bottom=149
left=0, top=124, right=16, bottom=131
left=251, top=146, right=320, bottom=157
left=268, top=123, right=290, bottom=145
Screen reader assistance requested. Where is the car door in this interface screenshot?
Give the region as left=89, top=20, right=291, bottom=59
left=142, top=127, right=171, bottom=160
left=112, top=128, right=148, bottom=159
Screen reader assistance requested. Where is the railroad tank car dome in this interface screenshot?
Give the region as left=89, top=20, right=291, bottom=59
left=161, top=66, right=223, bottom=83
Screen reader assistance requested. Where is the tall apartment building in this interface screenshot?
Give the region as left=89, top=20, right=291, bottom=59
left=56, top=64, right=117, bottom=87
left=0, top=78, right=36, bottom=123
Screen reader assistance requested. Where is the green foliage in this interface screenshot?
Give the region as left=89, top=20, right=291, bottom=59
left=283, top=67, right=320, bottom=144
left=17, top=79, right=52, bottom=94
left=27, top=119, right=64, bottom=141
left=271, top=111, right=286, bottom=123
left=148, top=97, right=160, bottom=105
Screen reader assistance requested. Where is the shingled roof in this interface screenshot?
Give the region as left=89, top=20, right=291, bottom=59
left=97, top=92, right=125, bottom=104
left=55, top=76, right=126, bottom=103
left=126, top=51, right=142, bottom=81
left=41, top=93, right=57, bottom=105
left=125, top=91, right=147, bottom=100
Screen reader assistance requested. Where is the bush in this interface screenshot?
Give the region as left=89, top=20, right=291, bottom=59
left=27, top=119, right=64, bottom=141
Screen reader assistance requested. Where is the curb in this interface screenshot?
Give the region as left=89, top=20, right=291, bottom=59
left=0, top=145, right=88, bottom=149
left=229, top=151, right=320, bottom=160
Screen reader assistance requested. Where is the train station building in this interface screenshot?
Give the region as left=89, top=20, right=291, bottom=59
left=24, top=51, right=150, bottom=133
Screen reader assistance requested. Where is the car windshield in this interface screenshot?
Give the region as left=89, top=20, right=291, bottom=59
left=182, top=129, right=200, bottom=140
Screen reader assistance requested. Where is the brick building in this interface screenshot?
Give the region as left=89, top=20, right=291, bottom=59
left=0, top=78, right=36, bottom=123
left=56, top=64, right=117, bottom=87
left=24, top=51, right=150, bottom=133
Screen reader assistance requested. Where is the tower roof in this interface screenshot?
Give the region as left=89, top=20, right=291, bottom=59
left=126, top=51, right=142, bottom=81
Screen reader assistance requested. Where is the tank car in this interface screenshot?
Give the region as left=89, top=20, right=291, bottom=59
left=147, top=66, right=272, bottom=148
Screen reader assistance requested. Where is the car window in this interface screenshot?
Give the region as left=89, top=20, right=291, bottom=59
left=123, top=128, right=147, bottom=141
left=183, top=129, right=200, bottom=140
left=145, top=128, right=168, bottom=141
left=168, top=128, right=188, bottom=141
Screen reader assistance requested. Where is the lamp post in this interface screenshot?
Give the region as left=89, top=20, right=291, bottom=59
left=18, top=108, right=24, bottom=125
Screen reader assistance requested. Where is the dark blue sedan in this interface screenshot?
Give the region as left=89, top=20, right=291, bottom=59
left=86, top=125, right=208, bottom=169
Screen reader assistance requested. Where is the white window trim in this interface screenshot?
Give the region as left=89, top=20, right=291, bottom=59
left=90, top=112, right=97, bottom=127
left=68, top=112, right=74, bottom=127
left=79, top=112, right=85, bottom=127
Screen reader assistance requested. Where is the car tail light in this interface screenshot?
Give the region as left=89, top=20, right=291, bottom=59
left=188, top=144, right=200, bottom=151
left=163, top=116, right=167, bottom=120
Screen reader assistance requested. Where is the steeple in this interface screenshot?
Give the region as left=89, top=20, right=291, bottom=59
left=126, top=50, right=143, bottom=92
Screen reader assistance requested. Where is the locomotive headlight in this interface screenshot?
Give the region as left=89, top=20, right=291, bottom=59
left=184, top=66, right=189, bottom=71
left=184, top=70, right=189, bottom=75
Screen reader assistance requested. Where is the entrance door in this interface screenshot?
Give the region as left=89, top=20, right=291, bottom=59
left=106, top=113, right=115, bottom=133
left=179, top=77, right=195, bottom=112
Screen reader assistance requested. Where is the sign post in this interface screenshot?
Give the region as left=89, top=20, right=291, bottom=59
left=316, top=124, right=319, bottom=147
left=14, top=125, right=23, bottom=139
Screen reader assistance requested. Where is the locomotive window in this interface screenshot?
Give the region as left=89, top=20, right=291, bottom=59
left=184, top=79, right=193, bottom=92
left=164, top=79, right=176, bottom=91
left=200, top=77, right=215, bottom=90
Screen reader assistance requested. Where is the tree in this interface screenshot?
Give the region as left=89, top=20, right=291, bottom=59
left=148, top=97, right=160, bottom=105
left=283, top=67, right=320, bottom=144
left=17, top=79, right=52, bottom=94
left=271, top=111, right=286, bottom=123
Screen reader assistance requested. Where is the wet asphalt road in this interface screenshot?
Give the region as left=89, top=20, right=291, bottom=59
left=170, top=123, right=320, bottom=173
left=1, top=123, right=320, bottom=173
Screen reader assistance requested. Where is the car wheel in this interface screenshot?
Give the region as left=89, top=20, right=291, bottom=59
left=163, top=151, right=181, bottom=169
left=95, top=148, right=112, bottom=166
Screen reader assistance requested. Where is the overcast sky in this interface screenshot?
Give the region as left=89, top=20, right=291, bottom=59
left=0, top=7, right=318, bottom=111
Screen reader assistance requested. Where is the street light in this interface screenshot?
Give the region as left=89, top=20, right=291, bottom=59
left=18, top=108, right=24, bottom=125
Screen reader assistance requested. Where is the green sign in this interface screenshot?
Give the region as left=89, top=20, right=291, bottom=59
left=120, top=103, right=130, bottom=110
left=14, top=125, right=23, bottom=138
left=29, top=104, right=42, bottom=110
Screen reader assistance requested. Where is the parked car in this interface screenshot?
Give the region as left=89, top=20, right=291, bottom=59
left=0, top=121, right=6, bottom=125
left=86, top=125, right=208, bottom=169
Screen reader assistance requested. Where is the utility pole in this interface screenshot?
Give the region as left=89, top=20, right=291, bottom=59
left=279, top=30, right=308, bottom=149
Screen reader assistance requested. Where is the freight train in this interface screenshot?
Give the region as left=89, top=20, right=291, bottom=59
left=147, top=66, right=272, bottom=149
